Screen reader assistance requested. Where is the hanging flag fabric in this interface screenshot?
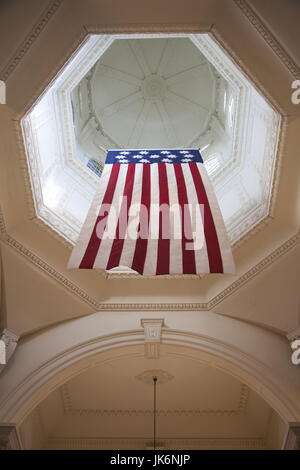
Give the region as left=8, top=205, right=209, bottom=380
left=68, top=149, right=235, bottom=275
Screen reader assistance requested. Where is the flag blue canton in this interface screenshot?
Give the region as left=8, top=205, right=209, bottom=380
left=105, top=149, right=203, bottom=165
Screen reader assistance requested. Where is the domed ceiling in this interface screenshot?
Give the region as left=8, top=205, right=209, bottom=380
left=21, top=33, right=281, bottom=272
left=71, top=38, right=227, bottom=170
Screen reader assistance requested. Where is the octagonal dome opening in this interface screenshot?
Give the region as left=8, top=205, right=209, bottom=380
left=21, top=33, right=281, bottom=268
left=70, top=37, right=234, bottom=177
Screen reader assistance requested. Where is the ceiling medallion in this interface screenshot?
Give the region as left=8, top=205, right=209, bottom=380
left=136, top=369, right=174, bottom=385
left=141, top=74, right=167, bottom=102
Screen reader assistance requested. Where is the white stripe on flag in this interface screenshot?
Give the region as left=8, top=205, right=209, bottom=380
left=182, top=164, right=210, bottom=273
left=196, top=163, right=235, bottom=274
left=166, top=163, right=183, bottom=274
left=118, top=163, right=143, bottom=269
left=67, top=164, right=113, bottom=269
left=143, top=163, right=159, bottom=276
left=93, top=164, right=128, bottom=269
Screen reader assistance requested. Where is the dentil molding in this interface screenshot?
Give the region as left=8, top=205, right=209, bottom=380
left=45, top=436, right=266, bottom=450
left=0, top=204, right=299, bottom=314
left=60, top=382, right=249, bottom=418
left=0, top=0, right=64, bottom=81
left=234, top=0, right=300, bottom=80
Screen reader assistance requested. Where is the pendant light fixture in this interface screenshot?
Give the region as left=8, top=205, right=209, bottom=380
left=153, top=376, right=157, bottom=450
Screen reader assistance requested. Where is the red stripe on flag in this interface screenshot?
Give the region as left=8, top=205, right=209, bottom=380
left=79, top=164, right=120, bottom=268
left=106, top=164, right=136, bottom=270
left=156, top=163, right=170, bottom=275
left=173, top=163, right=196, bottom=274
left=189, top=162, right=223, bottom=273
left=131, top=164, right=151, bottom=275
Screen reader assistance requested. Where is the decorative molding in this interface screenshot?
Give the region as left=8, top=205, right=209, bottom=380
left=0, top=0, right=64, bottom=81
left=107, top=272, right=202, bottom=280
left=0, top=424, right=22, bottom=450
left=136, top=369, right=174, bottom=385
left=45, top=436, right=266, bottom=450
left=234, top=0, right=300, bottom=80
left=283, top=422, right=300, bottom=450
left=101, top=302, right=208, bottom=312
left=208, top=230, right=300, bottom=309
left=0, top=206, right=100, bottom=311
left=141, top=319, right=164, bottom=358
left=60, top=382, right=249, bottom=417
left=210, top=28, right=286, bottom=117
left=84, top=24, right=211, bottom=35
left=4, top=234, right=100, bottom=310
left=99, top=230, right=300, bottom=311
left=1, top=202, right=299, bottom=315
left=1, top=327, right=297, bottom=424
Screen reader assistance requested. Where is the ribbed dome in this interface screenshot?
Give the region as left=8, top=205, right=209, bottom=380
left=72, top=38, right=227, bottom=167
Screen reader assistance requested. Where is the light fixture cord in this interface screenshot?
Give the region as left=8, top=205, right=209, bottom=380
left=153, top=376, right=157, bottom=450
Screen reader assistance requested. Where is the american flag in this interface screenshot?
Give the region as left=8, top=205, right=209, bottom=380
left=68, top=149, right=235, bottom=275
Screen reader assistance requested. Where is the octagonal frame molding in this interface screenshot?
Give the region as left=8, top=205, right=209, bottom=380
left=1, top=16, right=291, bottom=290
left=21, top=32, right=281, bottom=255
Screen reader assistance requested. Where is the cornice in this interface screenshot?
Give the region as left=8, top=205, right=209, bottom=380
left=234, top=0, right=300, bottom=80
left=45, top=436, right=266, bottom=450
left=84, top=24, right=211, bottom=35
left=99, top=229, right=300, bottom=311
left=1, top=204, right=299, bottom=314
left=0, top=207, right=99, bottom=311
left=210, top=27, right=286, bottom=117
left=208, top=230, right=300, bottom=308
left=0, top=0, right=64, bottom=82
left=0, top=0, right=297, bottom=102
left=60, top=382, right=249, bottom=417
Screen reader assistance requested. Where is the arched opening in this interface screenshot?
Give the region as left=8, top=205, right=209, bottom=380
left=18, top=342, right=287, bottom=450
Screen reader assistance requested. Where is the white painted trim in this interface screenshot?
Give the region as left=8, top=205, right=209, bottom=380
left=0, top=311, right=298, bottom=424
